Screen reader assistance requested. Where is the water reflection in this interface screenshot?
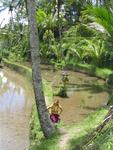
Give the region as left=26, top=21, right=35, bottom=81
left=0, top=68, right=33, bottom=150
left=0, top=71, right=26, bottom=112
left=0, top=71, right=4, bottom=78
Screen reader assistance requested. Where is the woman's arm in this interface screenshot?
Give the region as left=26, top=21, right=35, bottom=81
left=59, top=105, right=63, bottom=114
left=47, top=105, right=52, bottom=113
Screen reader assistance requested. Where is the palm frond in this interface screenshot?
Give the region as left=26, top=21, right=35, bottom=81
left=0, top=7, right=6, bottom=13
left=82, top=6, right=113, bottom=37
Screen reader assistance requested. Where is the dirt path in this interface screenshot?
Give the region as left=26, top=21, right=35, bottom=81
left=59, top=127, right=81, bottom=150
left=59, top=129, right=70, bottom=150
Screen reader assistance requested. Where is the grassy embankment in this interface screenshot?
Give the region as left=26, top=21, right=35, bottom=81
left=3, top=59, right=113, bottom=150
left=0, top=62, right=3, bottom=84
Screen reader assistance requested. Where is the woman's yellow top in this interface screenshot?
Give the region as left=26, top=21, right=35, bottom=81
left=48, top=103, right=62, bottom=115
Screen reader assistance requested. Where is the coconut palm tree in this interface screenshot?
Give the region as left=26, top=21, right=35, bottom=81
left=0, top=0, right=25, bottom=27
left=83, top=6, right=113, bottom=36
left=26, top=0, right=55, bottom=138
left=81, top=6, right=113, bottom=67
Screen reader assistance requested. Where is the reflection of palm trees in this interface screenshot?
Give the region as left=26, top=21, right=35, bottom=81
left=0, top=68, right=33, bottom=148
left=0, top=69, right=33, bottom=114
left=0, top=71, right=9, bottom=95
left=0, top=84, right=9, bottom=96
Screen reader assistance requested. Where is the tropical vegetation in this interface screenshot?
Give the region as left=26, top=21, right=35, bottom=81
left=1, top=0, right=113, bottom=149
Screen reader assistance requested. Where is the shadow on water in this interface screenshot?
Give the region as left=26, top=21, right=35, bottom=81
left=53, top=80, right=107, bottom=92
left=83, top=106, right=97, bottom=111
left=68, top=83, right=107, bottom=94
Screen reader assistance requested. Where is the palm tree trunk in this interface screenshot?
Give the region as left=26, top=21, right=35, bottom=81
left=57, top=0, right=63, bottom=58
left=96, top=0, right=99, bottom=6
left=99, top=0, right=102, bottom=5
left=26, top=0, right=55, bottom=138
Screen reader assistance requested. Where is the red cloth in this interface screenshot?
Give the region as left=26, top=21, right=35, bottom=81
left=50, top=114, right=60, bottom=123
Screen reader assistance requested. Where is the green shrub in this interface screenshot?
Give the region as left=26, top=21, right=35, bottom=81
left=76, top=24, right=96, bottom=37
left=106, top=73, right=113, bottom=87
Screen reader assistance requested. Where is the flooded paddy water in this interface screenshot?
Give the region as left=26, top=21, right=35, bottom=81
left=41, top=65, right=109, bottom=124
left=0, top=65, right=109, bottom=149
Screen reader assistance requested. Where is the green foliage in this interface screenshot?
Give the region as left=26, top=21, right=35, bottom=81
left=107, top=91, right=113, bottom=105
left=36, top=9, right=47, bottom=27
left=86, top=39, right=106, bottom=66
left=57, top=71, right=69, bottom=98
left=83, top=6, right=113, bottom=36
left=84, top=121, right=113, bottom=150
left=106, top=73, right=113, bottom=87
left=53, top=60, right=66, bottom=70
left=63, top=26, right=86, bottom=63
left=0, top=0, right=113, bottom=71
left=62, top=22, right=107, bottom=67
left=79, top=14, right=95, bottom=24
left=62, top=5, right=113, bottom=69
left=0, top=52, right=2, bottom=63
left=36, top=9, right=56, bottom=29
left=76, top=24, right=96, bottom=37
left=81, top=6, right=113, bottom=68
left=0, top=23, right=30, bottom=62
left=43, top=30, right=54, bottom=42
left=68, top=62, right=113, bottom=79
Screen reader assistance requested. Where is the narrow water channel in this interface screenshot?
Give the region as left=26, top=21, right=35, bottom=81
left=0, top=68, right=33, bottom=150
